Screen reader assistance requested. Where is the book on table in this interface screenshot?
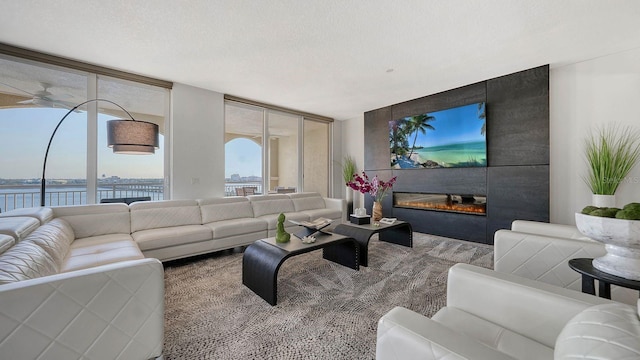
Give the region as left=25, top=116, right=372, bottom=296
left=289, top=217, right=333, bottom=238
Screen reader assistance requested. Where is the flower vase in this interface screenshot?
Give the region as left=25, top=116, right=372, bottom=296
left=372, top=201, right=383, bottom=222
left=345, top=187, right=354, bottom=221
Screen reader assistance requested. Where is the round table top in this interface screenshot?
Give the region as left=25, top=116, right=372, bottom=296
left=569, top=258, right=640, bottom=291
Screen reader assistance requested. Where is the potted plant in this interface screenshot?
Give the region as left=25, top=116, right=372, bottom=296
left=583, top=124, right=640, bottom=207
left=575, top=203, right=640, bottom=280
left=342, top=155, right=357, bottom=218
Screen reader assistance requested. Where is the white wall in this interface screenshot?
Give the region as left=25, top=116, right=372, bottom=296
left=170, top=83, right=224, bottom=199
left=340, top=114, right=365, bottom=208
left=551, top=47, right=640, bottom=225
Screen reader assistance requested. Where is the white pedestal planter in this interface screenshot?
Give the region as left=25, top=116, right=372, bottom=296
left=592, top=194, right=616, bottom=208
left=575, top=213, right=640, bottom=280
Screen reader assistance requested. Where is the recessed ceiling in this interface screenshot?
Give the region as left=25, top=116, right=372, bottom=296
left=1, top=1, right=639, bottom=120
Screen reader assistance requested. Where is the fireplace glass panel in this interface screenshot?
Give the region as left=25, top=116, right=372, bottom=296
left=393, top=192, right=486, bottom=215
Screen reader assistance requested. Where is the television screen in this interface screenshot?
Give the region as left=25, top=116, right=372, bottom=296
left=389, top=102, right=486, bottom=169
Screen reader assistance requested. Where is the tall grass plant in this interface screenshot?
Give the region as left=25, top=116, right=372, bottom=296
left=342, top=155, right=357, bottom=184
left=583, top=124, right=640, bottom=195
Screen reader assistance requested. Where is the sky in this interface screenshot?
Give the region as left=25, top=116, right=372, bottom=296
left=399, top=103, right=485, bottom=148
left=0, top=108, right=164, bottom=179
left=224, top=138, right=261, bottom=178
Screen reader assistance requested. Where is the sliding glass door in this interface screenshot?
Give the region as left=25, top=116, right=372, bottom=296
left=303, top=119, right=329, bottom=197
left=224, top=100, right=331, bottom=196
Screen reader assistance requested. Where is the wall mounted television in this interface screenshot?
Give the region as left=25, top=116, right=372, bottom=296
left=389, top=102, right=486, bottom=169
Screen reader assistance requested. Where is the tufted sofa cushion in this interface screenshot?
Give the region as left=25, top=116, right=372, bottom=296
left=0, top=218, right=75, bottom=284
left=288, top=192, right=326, bottom=211
left=0, top=234, right=14, bottom=254
left=199, top=197, right=255, bottom=223
left=0, top=217, right=41, bottom=243
left=555, top=302, right=640, bottom=359
left=130, top=200, right=202, bottom=232
left=0, top=206, right=54, bottom=225
left=249, top=195, right=295, bottom=217
left=52, top=203, right=131, bottom=239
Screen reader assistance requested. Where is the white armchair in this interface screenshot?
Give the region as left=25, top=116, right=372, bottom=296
left=376, top=263, right=640, bottom=360
left=494, top=220, right=638, bottom=305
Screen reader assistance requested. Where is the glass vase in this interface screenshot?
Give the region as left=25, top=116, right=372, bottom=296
left=372, top=201, right=383, bottom=222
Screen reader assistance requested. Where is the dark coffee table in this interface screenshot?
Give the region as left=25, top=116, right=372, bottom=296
left=568, top=258, right=640, bottom=299
left=242, top=233, right=359, bottom=305
left=333, top=220, right=413, bottom=267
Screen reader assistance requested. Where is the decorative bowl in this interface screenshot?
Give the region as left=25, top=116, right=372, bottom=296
left=575, top=212, right=640, bottom=280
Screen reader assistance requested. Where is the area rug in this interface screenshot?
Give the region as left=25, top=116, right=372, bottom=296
left=163, top=232, right=493, bottom=359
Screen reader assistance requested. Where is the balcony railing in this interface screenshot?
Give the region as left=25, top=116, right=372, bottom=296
left=224, top=183, right=263, bottom=197
left=1, top=182, right=269, bottom=212
left=0, top=182, right=164, bottom=212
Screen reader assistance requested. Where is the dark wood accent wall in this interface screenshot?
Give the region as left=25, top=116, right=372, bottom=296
left=363, top=65, right=549, bottom=244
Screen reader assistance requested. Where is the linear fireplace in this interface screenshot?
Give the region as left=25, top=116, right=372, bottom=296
left=393, top=192, right=487, bottom=216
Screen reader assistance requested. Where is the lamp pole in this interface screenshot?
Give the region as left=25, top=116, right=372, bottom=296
left=40, top=99, right=139, bottom=207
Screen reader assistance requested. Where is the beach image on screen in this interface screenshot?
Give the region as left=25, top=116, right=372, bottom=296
left=389, top=102, right=486, bottom=169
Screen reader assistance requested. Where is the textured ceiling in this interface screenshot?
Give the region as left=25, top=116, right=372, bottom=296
left=1, top=0, right=639, bottom=120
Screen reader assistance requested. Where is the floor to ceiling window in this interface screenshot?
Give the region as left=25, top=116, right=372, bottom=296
left=0, top=49, right=171, bottom=211
left=224, top=98, right=332, bottom=197
left=96, top=76, right=168, bottom=203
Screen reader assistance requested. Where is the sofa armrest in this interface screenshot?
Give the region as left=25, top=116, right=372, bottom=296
left=494, top=229, right=639, bottom=305
left=0, top=258, right=164, bottom=360
left=511, top=220, right=588, bottom=240
left=324, top=198, right=346, bottom=216
left=377, top=306, right=515, bottom=360
left=494, top=229, right=605, bottom=288
left=446, top=264, right=611, bottom=348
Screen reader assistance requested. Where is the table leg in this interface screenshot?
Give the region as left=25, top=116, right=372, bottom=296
left=581, top=274, right=596, bottom=296
left=378, top=223, right=413, bottom=248
left=242, top=241, right=286, bottom=306
left=322, top=239, right=359, bottom=270
left=333, top=224, right=373, bottom=267
left=598, top=280, right=611, bottom=299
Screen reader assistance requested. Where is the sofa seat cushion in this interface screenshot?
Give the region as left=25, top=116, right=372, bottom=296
left=205, top=218, right=267, bottom=238
left=555, top=303, right=640, bottom=359
left=62, top=236, right=143, bottom=272
left=71, top=233, right=135, bottom=248
left=0, top=217, right=40, bottom=242
left=258, top=212, right=309, bottom=230
left=432, top=306, right=553, bottom=360
left=132, top=225, right=212, bottom=251
left=0, top=207, right=54, bottom=224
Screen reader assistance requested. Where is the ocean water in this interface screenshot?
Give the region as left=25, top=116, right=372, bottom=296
left=415, top=141, right=486, bottom=167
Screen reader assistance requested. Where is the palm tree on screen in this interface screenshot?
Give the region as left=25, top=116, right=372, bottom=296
left=407, top=114, right=435, bottom=160
left=478, top=102, right=486, bottom=135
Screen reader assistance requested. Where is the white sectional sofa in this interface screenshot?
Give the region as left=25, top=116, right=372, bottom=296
left=494, top=220, right=639, bottom=305
left=0, top=192, right=344, bottom=360
left=377, top=263, right=640, bottom=360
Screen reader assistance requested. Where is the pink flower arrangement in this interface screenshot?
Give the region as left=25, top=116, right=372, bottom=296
left=347, top=171, right=397, bottom=202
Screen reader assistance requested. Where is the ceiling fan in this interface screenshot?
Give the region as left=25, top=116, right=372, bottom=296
left=16, top=82, right=76, bottom=109
left=0, top=81, right=76, bottom=110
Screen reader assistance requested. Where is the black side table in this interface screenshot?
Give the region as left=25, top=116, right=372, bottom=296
left=568, top=258, right=640, bottom=299
left=333, top=220, right=413, bottom=267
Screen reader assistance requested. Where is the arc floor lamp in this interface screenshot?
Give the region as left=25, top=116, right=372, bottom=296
left=40, top=98, right=159, bottom=206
